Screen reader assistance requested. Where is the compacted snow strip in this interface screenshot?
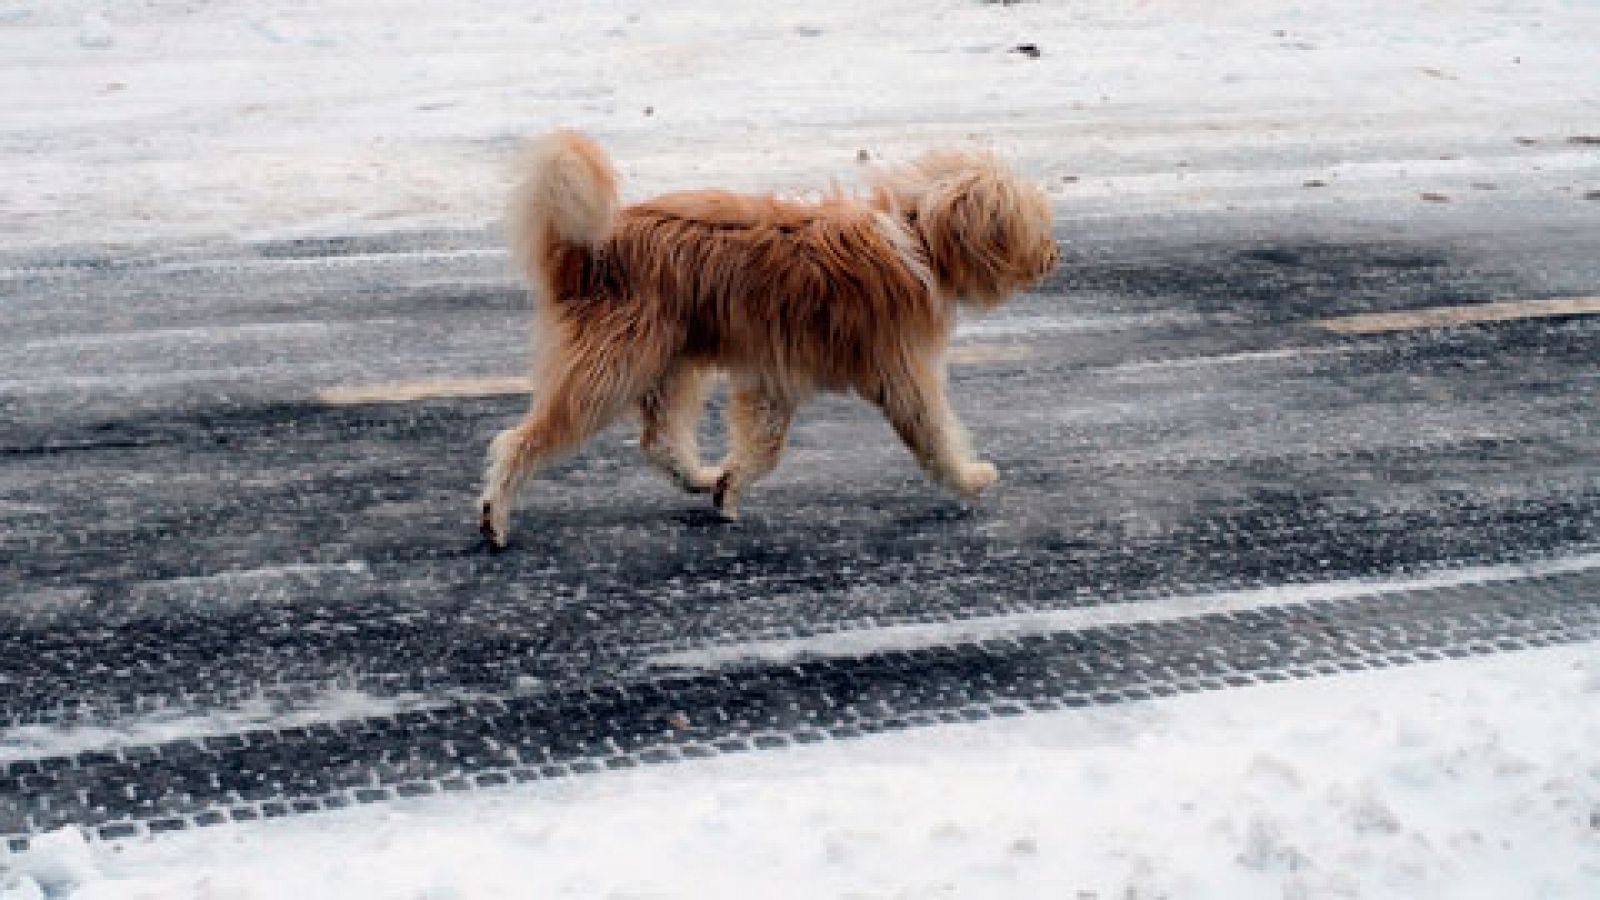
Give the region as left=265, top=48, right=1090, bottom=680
left=0, top=689, right=451, bottom=766
left=954, top=311, right=1207, bottom=339
left=2, top=642, right=1595, bottom=899
left=649, top=552, right=1600, bottom=670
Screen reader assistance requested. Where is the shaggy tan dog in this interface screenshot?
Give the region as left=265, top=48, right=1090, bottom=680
left=479, top=130, right=1058, bottom=548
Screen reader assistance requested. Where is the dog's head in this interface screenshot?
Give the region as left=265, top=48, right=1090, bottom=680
left=872, top=149, right=1059, bottom=308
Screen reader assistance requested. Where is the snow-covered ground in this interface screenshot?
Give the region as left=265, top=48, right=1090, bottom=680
left=2, top=0, right=1597, bottom=248
left=2, top=642, right=1595, bottom=899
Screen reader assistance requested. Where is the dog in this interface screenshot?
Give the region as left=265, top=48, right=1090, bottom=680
left=478, top=130, right=1059, bottom=549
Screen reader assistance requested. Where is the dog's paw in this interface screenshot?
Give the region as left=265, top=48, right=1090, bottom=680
left=681, top=465, right=722, bottom=495
left=955, top=461, right=999, bottom=498
left=711, top=472, right=740, bottom=521
left=479, top=500, right=509, bottom=552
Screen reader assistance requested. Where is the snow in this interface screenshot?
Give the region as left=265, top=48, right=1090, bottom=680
left=3, top=643, right=1596, bottom=899
left=2, top=0, right=1597, bottom=249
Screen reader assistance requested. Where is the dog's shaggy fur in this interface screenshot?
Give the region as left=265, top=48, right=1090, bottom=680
left=479, top=130, right=1058, bottom=548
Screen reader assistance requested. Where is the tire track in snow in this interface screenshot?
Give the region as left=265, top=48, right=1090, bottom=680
left=4, top=561, right=1597, bottom=851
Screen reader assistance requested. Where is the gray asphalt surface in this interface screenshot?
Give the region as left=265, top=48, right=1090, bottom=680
left=2, top=190, right=1598, bottom=846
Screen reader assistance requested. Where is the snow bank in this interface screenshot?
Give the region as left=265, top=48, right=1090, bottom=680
left=3, top=643, right=1595, bottom=899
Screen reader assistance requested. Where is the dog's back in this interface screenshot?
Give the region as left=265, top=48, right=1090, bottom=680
left=542, top=188, right=945, bottom=389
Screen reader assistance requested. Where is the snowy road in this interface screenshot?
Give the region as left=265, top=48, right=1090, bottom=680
left=4, top=194, right=1599, bottom=852
left=3, top=1, right=1600, bottom=893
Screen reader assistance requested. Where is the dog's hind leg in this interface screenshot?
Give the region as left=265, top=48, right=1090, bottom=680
left=712, top=376, right=798, bottom=520
left=479, top=343, right=659, bottom=549
left=871, top=357, right=997, bottom=500
left=639, top=363, right=720, bottom=494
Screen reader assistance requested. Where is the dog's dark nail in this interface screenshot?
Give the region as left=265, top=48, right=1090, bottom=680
left=479, top=503, right=504, bottom=552
left=712, top=472, right=734, bottom=516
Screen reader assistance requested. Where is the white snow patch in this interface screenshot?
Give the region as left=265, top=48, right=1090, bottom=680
left=74, top=13, right=113, bottom=49
left=2, top=829, right=97, bottom=898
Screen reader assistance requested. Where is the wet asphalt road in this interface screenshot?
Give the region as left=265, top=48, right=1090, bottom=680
left=1, top=195, right=1598, bottom=846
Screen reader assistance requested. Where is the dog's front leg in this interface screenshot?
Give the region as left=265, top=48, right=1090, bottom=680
left=873, top=359, right=996, bottom=499
left=479, top=425, right=532, bottom=549
left=712, top=377, right=797, bottom=520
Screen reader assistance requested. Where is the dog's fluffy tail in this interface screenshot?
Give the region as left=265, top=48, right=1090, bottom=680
left=506, top=129, right=619, bottom=285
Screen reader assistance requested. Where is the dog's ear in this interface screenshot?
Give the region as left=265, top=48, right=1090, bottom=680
left=914, top=171, right=1014, bottom=306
